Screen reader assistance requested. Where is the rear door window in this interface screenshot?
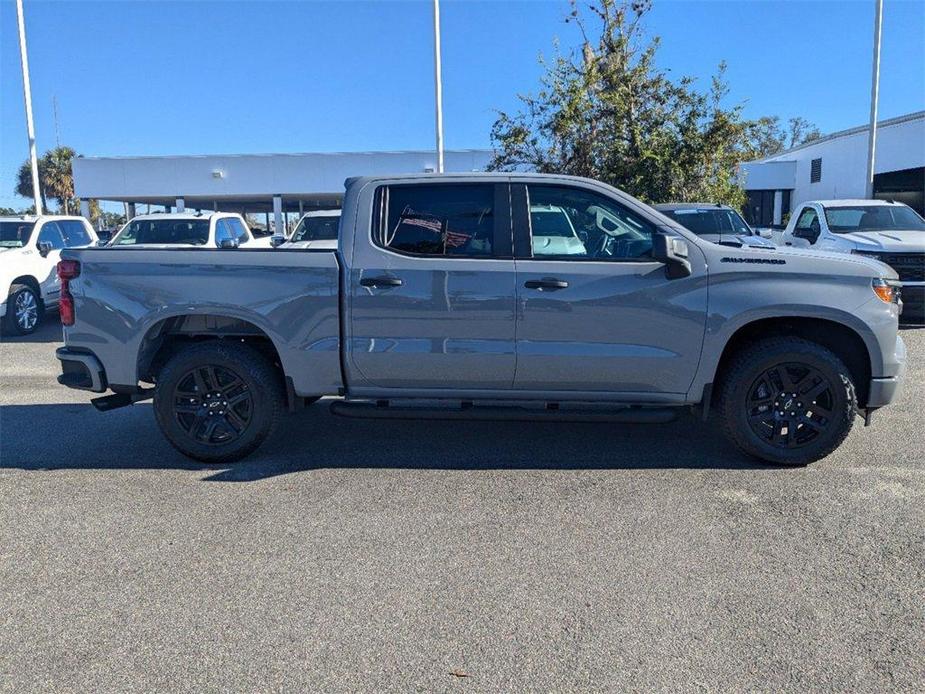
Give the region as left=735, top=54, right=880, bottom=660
left=377, top=184, right=495, bottom=257
left=60, top=220, right=93, bottom=247
left=225, top=217, right=250, bottom=244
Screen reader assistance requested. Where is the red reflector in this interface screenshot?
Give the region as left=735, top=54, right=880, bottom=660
left=57, top=259, right=80, bottom=280
left=59, top=293, right=75, bottom=326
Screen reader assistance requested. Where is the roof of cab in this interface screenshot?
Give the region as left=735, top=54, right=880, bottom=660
left=127, top=212, right=240, bottom=222
left=653, top=203, right=731, bottom=211
left=810, top=199, right=907, bottom=207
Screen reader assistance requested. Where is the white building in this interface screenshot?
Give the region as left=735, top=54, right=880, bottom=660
left=740, top=111, right=924, bottom=226
left=73, top=149, right=493, bottom=230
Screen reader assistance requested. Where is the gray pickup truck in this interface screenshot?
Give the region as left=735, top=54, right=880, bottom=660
left=56, top=173, right=906, bottom=466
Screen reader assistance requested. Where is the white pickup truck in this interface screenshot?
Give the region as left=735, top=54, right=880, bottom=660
left=283, top=210, right=341, bottom=250
left=108, top=212, right=271, bottom=249
left=0, top=214, right=98, bottom=334
left=772, top=199, right=925, bottom=321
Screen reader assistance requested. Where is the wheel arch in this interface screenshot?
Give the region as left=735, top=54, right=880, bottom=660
left=6, top=275, right=42, bottom=301
left=709, top=315, right=874, bottom=407
left=137, top=312, right=286, bottom=385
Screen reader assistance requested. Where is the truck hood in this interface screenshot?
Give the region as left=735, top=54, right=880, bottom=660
left=836, top=229, right=925, bottom=252
left=719, top=243, right=899, bottom=280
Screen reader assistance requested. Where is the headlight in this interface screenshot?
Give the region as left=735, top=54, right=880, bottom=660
left=871, top=278, right=901, bottom=304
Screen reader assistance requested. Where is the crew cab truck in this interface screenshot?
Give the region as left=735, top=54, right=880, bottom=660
left=773, top=199, right=925, bottom=321
left=0, top=214, right=97, bottom=334
left=56, top=173, right=906, bottom=466
left=107, top=212, right=271, bottom=249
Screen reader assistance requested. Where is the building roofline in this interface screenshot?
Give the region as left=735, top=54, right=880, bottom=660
left=748, top=110, right=925, bottom=163
left=75, top=148, right=493, bottom=162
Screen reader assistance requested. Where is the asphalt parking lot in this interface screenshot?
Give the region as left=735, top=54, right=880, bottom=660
left=1, top=319, right=923, bottom=692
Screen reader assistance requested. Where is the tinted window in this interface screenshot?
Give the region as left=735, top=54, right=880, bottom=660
left=60, top=220, right=93, bottom=247
left=115, top=219, right=210, bottom=245
left=379, top=184, right=494, bottom=256
left=0, top=221, right=34, bottom=248
left=224, top=217, right=250, bottom=243
left=824, top=205, right=925, bottom=233
left=795, top=207, right=819, bottom=230
left=37, top=222, right=66, bottom=249
left=664, top=209, right=752, bottom=236
left=292, top=215, right=340, bottom=242
left=526, top=185, right=654, bottom=259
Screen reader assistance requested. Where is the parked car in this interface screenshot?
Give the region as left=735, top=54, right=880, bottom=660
left=107, top=212, right=271, bottom=249
left=771, top=199, right=924, bottom=321
left=654, top=203, right=776, bottom=248
left=56, top=173, right=905, bottom=466
left=0, top=214, right=98, bottom=334
left=282, top=210, right=341, bottom=249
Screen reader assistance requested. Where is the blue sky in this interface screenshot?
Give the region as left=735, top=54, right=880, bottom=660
left=1, top=0, right=923, bottom=210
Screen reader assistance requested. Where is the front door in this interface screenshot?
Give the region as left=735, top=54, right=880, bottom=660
left=512, top=182, right=708, bottom=396
left=347, top=181, right=517, bottom=391
left=35, top=221, right=66, bottom=304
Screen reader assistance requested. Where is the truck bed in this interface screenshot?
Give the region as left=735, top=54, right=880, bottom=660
left=61, top=247, right=343, bottom=396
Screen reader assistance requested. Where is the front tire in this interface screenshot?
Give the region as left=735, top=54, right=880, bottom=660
left=3, top=284, right=42, bottom=335
left=717, top=337, right=856, bottom=466
left=153, top=341, right=284, bottom=463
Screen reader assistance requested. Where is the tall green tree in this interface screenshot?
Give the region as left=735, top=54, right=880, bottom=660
left=489, top=0, right=818, bottom=208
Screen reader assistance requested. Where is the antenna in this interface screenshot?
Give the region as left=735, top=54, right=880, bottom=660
left=53, top=95, right=61, bottom=147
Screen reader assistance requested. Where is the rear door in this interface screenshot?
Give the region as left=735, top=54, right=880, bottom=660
left=512, top=182, right=708, bottom=396
left=347, top=181, right=517, bottom=391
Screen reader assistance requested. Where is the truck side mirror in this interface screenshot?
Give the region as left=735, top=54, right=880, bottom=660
left=218, top=238, right=239, bottom=249
left=269, top=234, right=286, bottom=248
left=38, top=241, right=52, bottom=257
left=652, top=232, right=692, bottom=279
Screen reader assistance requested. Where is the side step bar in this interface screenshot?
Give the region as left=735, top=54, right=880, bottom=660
left=91, top=388, right=155, bottom=412
left=330, top=400, right=677, bottom=424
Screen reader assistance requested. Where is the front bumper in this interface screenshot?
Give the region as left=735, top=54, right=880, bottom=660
left=866, top=335, right=906, bottom=408
left=56, top=347, right=107, bottom=393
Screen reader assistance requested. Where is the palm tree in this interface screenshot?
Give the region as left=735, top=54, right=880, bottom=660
left=15, top=158, right=47, bottom=210
left=15, top=146, right=77, bottom=214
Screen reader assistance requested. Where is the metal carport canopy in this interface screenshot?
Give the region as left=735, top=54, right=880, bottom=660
left=73, top=149, right=493, bottom=212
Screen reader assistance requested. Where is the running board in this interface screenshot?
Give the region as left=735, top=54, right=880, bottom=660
left=329, top=400, right=677, bottom=423
left=91, top=388, right=155, bottom=412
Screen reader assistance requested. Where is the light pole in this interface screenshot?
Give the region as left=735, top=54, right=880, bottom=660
left=15, top=0, right=42, bottom=215
left=432, top=0, right=445, bottom=173
left=865, top=0, right=883, bottom=199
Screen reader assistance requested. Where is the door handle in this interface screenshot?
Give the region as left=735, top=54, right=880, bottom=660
left=524, top=278, right=569, bottom=291
left=360, top=276, right=403, bottom=288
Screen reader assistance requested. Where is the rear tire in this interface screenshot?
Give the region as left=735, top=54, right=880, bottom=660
left=717, top=337, right=856, bottom=466
left=3, top=284, right=42, bottom=335
left=153, top=341, right=284, bottom=463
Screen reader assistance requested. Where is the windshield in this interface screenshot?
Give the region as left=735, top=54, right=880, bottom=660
left=114, top=219, right=210, bottom=246
left=292, top=215, right=339, bottom=242
left=0, top=221, right=35, bottom=248
left=663, top=208, right=753, bottom=236
left=824, top=205, right=925, bottom=233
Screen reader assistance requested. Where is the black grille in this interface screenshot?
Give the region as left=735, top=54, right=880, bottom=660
left=869, top=252, right=925, bottom=282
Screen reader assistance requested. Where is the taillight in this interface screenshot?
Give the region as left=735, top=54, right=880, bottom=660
left=57, top=260, right=81, bottom=326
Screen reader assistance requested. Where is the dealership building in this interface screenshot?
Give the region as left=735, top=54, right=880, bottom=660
left=740, top=110, right=925, bottom=226
left=73, top=149, right=493, bottom=231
